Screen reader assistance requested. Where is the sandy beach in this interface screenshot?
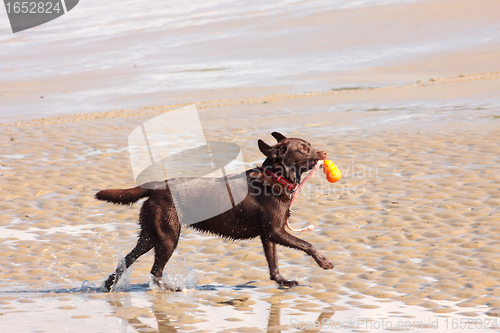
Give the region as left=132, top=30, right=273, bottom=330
left=1, top=0, right=500, bottom=332
left=1, top=77, right=500, bottom=331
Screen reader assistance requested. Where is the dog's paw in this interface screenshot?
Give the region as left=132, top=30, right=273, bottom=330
left=274, top=277, right=299, bottom=287
left=282, top=280, right=300, bottom=287
left=150, top=275, right=182, bottom=292
left=101, top=273, right=116, bottom=292
left=322, top=261, right=334, bottom=270
left=316, top=255, right=334, bottom=270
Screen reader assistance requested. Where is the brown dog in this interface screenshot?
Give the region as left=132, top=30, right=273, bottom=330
left=96, top=132, right=333, bottom=291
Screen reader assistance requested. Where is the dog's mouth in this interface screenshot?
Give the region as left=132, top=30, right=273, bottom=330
left=300, top=159, right=319, bottom=171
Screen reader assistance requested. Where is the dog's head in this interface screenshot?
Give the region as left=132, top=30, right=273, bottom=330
left=258, top=132, right=327, bottom=183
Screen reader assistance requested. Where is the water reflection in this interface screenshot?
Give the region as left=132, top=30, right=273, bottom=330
left=105, top=286, right=335, bottom=333
left=108, top=298, right=178, bottom=333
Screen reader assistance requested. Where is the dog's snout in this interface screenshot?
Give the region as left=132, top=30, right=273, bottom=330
left=318, top=150, right=327, bottom=160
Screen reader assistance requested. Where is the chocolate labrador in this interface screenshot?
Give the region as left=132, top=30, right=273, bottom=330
left=96, top=132, right=333, bottom=291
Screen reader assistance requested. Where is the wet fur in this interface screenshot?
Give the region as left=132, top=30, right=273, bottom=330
left=97, top=132, right=333, bottom=291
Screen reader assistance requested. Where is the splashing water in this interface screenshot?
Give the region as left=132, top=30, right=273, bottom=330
left=113, top=261, right=132, bottom=292
left=80, top=280, right=99, bottom=293
left=150, top=258, right=197, bottom=292
left=101, top=250, right=133, bottom=292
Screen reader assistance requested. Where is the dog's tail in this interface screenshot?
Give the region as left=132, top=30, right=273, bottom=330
left=95, top=186, right=151, bottom=205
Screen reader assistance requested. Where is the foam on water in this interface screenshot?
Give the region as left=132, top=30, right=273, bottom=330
left=0, top=0, right=419, bottom=45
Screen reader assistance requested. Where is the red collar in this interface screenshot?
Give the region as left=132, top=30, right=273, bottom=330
left=262, top=167, right=297, bottom=191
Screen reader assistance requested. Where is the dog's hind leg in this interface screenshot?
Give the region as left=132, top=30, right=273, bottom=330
left=269, top=228, right=334, bottom=270
left=150, top=244, right=175, bottom=291
left=261, top=237, right=299, bottom=287
left=149, top=218, right=181, bottom=291
left=150, top=235, right=179, bottom=291
left=103, top=233, right=153, bottom=292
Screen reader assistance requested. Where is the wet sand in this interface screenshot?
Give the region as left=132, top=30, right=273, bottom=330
left=1, top=73, right=500, bottom=331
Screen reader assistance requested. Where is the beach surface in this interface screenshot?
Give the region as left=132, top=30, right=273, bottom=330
left=1, top=79, right=500, bottom=332
left=1, top=0, right=500, bottom=332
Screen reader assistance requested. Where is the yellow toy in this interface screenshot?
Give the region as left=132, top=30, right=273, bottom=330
left=323, top=160, right=342, bottom=183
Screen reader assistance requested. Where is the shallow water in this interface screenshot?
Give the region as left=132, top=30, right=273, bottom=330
left=2, top=280, right=500, bottom=332
left=3, top=0, right=500, bottom=121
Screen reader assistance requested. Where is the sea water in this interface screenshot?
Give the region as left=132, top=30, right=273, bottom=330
left=3, top=0, right=498, bottom=121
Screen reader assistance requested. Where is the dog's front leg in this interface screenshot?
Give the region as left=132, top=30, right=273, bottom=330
left=269, top=228, right=334, bottom=270
left=261, top=236, right=299, bottom=287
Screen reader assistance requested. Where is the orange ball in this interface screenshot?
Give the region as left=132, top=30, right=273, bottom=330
left=323, top=160, right=342, bottom=183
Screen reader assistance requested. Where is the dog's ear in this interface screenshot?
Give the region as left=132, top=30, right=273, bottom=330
left=271, top=132, right=287, bottom=142
left=258, top=139, right=273, bottom=156
left=278, top=144, right=287, bottom=157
